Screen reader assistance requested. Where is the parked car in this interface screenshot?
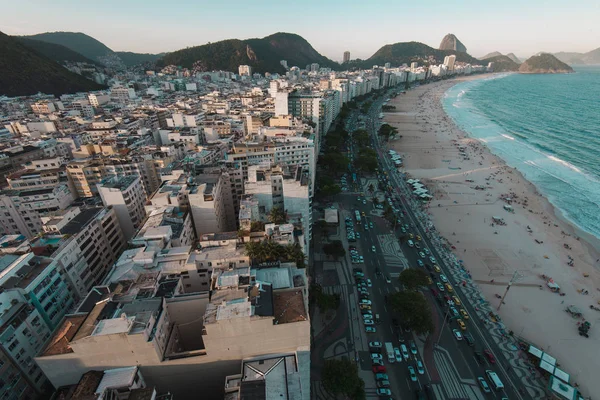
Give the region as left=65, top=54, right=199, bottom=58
left=417, top=260, right=424, bottom=267
left=433, top=265, right=441, bottom=273
left=457, top=319, right=467, bottom=331
left=376, top=388, right=391, bottom=397
left=416, top=360, right=425, bottom=375
left=369, top=341, right=382, bottom=349
left=460, top=309, right=469, bottom=320
left=394, top=348, right=402, bottom=363
left=376, top=380, right=390, bottom=388
left=478, top=377, right=491, bottom=393
left=372, top=365, right=386, bottom=373
left=409, top=341, right=417, bottom=355
left=400, top=344, right=409, bottom=360
left=366, top=326, right=377, bottom=333
left=445, top=283, right=454, bottom=292
left=371, top=353, right=383, bottom=361
left=439, top=274, right=448, bottom=283
left=371, top=245, right=376, bottom=252
left=407, top=366, right=417, bottom=382
left=437, top=282, right=445, bottom=292
left=484, top=349, right=496, bottom=364
left=375, top=373, right=389, bottom=381
left=364, top=319, right=374, bottom=325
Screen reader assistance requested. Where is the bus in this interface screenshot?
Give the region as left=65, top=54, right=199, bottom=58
left=355, top=210, right=361, bottom=223
left=485, top=370, right=504, bottom=390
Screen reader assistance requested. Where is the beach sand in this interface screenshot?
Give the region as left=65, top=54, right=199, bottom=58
left=385, top=76, right=600, bottom=396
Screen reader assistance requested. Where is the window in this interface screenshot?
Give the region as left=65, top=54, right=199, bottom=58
left=8, top=340, right=19, bottom=351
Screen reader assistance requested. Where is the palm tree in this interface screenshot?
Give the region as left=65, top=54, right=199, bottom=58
left=268, top=207, right=287, bottom=224
left=368, top=183, right=375, bottom=194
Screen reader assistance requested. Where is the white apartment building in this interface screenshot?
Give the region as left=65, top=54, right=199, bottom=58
left=97, top=176, right=147, bottom=241
left=188, top=174, right=237, bottom=237
left=110, top=86, right=136, bottom=103
left=238, top=65, right=252, bottom=76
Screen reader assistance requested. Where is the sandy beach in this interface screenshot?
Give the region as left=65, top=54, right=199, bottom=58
left=385, top=76, right=600, bottom=396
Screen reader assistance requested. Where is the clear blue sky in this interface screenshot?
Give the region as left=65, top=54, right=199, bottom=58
left=2, top=0, right=598, bottom=60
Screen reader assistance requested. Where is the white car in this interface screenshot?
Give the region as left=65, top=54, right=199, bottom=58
left=371, top=353, right=383, bottom=361
left=394, top=348, right=402, bottom=363
left=364, top=319, right=374, bottom=325
left=400, top=344, right=410, bottom=360
left=416, top=360, right=425, bottom=375
left=453, top=329, right=463, bottom=341
left=439, top=274, right=448, bottom=283
left=366, top=279, right=372, bottom=287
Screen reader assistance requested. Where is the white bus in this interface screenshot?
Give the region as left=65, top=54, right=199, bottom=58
left=485, top=370, right=504, bottom=390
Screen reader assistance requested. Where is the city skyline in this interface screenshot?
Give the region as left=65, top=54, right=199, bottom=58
left=2, top=0, right=599, bottom=60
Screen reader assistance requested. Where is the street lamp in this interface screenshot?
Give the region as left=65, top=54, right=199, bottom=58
left=497, top=270, right=524, bottom=311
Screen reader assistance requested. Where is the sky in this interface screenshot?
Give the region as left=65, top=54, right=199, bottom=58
left=1, top=0, right=598, bottom=60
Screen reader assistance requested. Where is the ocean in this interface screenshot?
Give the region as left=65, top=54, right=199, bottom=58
left=442, top=66, right=600, bottom=240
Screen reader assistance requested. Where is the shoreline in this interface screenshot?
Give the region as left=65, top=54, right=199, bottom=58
left=384, top=75, right=600, bottom=396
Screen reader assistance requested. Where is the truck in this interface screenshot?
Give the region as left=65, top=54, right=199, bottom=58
left=384, top=342, right=395, bottom=363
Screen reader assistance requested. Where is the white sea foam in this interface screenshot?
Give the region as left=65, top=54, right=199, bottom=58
left=547, top=155, right=582, bottom=173
left=501, top=134, right=515, bottom=141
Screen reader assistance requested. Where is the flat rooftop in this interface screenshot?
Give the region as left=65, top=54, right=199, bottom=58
left=100, top=175, right=138, bottom=191
left=60, top=207, right=104, bottom=235
left=273, top=290, right=307, bottom=325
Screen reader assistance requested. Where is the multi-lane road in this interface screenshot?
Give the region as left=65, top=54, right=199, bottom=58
left=325, top=90, right=533, bottom=399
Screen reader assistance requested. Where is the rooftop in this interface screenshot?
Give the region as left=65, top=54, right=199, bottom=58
left=60, top=207, right=104, bottom=235
left=99, top=175, right=138, bottom=191
left=273, top=290, right=307, bottom=325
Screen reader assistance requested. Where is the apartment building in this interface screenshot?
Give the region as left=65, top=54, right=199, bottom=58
left=238, top=65, right=252, bottom=76
left=97, top=176, right=146, bottom=240
left=188, top=173, right=237, bottom=237
left=35, top=262, right=309, bottom=400
left=134, top=206, right=195, bottom=248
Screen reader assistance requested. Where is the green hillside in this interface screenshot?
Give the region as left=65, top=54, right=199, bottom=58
left=353, top=41, right=481, bottom=68
left=15, top=37, right=100, bottom=65
left=519, top=53, right=574, bottom=73
left=486, top=55, right=520, bottom=72
left=115, top=51, right=162, bottom=67
left=0, top=31, right=105, bottom=97
left=23, top=31, right=114, bottom=61
left=157, top=32, right=339, bottom=73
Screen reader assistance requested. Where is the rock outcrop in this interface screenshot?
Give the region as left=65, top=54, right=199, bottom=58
left=519, top=53, right=574, bottom=74
left=439, top=34, right=467, bottom=53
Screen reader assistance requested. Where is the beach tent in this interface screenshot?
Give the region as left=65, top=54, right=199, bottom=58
left=528, top=345, right=543, bottom=358
left=548, top=376, right=578, bottom=400
left=547, top=280, right=560, bottom=292
left=554, top=368, right=570, bottom=383
left=503, top=204, right=514, bottom=212
left=541, top=352, right=557, bottom=367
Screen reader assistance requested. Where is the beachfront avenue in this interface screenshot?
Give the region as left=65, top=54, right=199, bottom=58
left=311, top=84, right=545, bottom=400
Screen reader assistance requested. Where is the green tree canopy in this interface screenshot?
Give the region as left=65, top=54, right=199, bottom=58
left=323, top=240, right=346, bottom=259
left=268, top=206, right=287, bottom=224
left=355, top=148, right=378, bottom=173
left=388, top=291, right=434, bottom=335
left=398, top=268, right=430, bottom=290
left=353, top=129, right=370, bottom=147
left=322, top=358, right=365, bottom=400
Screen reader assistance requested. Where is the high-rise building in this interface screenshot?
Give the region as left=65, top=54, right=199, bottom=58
left=97, top=176, right=147, bottom=240
left=309, top=63, right=319, bottom=73
left=443, top=55, right=456, bottom=72
left=238, top=65, right=252, bottom=76
left=343, top=51, right=350, bottom=63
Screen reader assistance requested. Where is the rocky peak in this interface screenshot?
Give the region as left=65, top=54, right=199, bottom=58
left=439, top=34, right=467, bottom=53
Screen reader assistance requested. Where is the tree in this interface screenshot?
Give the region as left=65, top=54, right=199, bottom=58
left=398, top=269, right=430, bottom=291
left=383, top=205, right=397, bottom=229
left=388, top=291, right=434, bottom=335
left=268, top=206, right=287, bottom=224
left=250, top=221, right=265, bottom=232
left=353, top=129, right=370, bottom=147
left=323, top=240, right=346, bottom=259
left=319, top=152, right=349, bottom=175
left=378, top=124, right=399, bottom=141
left=355, top=148, right=378, bottom=173
left=368, top=183, right=375, bottom=194
left=316, top=219, right=329, bottom=240
left=322, top=359, right=365, bottom=400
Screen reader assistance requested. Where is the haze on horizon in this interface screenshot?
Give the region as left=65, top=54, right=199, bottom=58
left=2, top=0, right=598, bottom=61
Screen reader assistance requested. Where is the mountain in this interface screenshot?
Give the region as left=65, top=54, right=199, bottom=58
left=439, top=34, right=467, bottom=53
left=360, top=41, right=481, bottom=68
left=23, top=32, right=113, bottom=62
left=480, top=51, right=502, bottom=60
left=554, top=48, right=600, bottom=65
left=157, top=32, right=339, bottom=73
left=115, top=51, right=163, bottom=67
left=519, top=53, right=574, bottom=74
left=506, top=53, right=521, bottom=64
left=0, top=31, right=105, bottom=97
left=486, top=55, right=520, bottom=72
left=14, top=37, right=100, bottom=65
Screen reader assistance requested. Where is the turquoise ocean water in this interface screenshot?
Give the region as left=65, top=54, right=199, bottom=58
left=442, top=66, right=600, bottom=239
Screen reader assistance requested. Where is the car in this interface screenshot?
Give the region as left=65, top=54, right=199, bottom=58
left=464, top=332, right=475, bottom=346
left=364, top=319, right=374, bottom=325
left=483, top=349, right=496, bottom=364
left=453, top=329, right=463, bottom=340
left=363, top=200, right=367, bottom=205
left=417, top=260, right=424, bottom=267
left=430, top=288, right=438, bottom=297
left=360, top=299, right=372, bottom=305
left=437, top=282, right=445, bottom=292
left=433, top=265, right=441, bottom=273
left=372, top=359, right=384, bottom=367
left=356, top=232, right=361, bottom=239
left=477, top=377, right=491, bottom=393
left=423, top=248, right=430, bottom=255
left=401, top=227, right=407, bottom=233
left=418, top=252, right=426, bottom=258
left=366, top=326, right=377, bottom=333
left=385, top=276, right=392, bottom=284
left=400, top=344, right=409, bottom=360
left=359, top=256, right=364, bottom=263
left=375, top=373, right=389, bottom=381
left=357, top=197, right=361, bottom=202
left=415, top=242, right=421, bottom=249
left=369, top=222, right=374, bottom=229
left=369, top=341, right=383, bottom=349
left=457, top=319, right=467, bottom=330
left=416, top=235, right=422, bottom=241
left=429, top=256, right=437, bottom=264
left=460, top=309, right=469, bottom=319
left=452, top=296, right=461, bottom=306
left=371, top=246, right=376, bottom=252
left=439, top=274, right=448, bottom=283
left=376, top=388, right=391, bottom=397
left=361, top=211, right=366, bottom=217
left=362, top=312, right=373, bottom=319
left=416, top=360, right=425, bottom=375
left=409, top=340, right=417, bottom=355
left=394, top=348, right=402, bottom=363
left=364, top=224, right=369, bottom=230
left=407, top=365, right=417, bottom=382
left=407, top=240, right=414, bottom=247
left=450, top=307, right=459, bottom=318
left=360, top=304, right=371, bottom=310
left=372, top=365, right=387, bottom=373
left=445, top=283, right=454, bottom=292
left=376, top=380, right=390, bottom=388
left=367, top=279, right=372, bottom=287
left=371, top=353, right=383, bottom=361
left=408, top=233, right=414, bottom=239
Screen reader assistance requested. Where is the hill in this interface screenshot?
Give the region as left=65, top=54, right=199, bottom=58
left=480, top=51, right=502, bottom=60
left=157, top=32, right=339, bottom=73
left=506, top=53, right=521, bottom=64
left=14, top=37, right=100, bottom=65
left=358, top=41, right=481, bottom=68
left=0, top=31, right=105, bottom=97
left=519, top=53, right=574, bottom=74
left=115, top=51, right=162, bottom=67
left=439, top=34, right=467, bottom=53
left=486, top=55, right=520, bottom=72
left=23, top=31, right=113, bottom=62
left=554, top=47, right=600, bottom=65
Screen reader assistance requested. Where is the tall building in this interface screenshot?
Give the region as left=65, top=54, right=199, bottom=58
left=343, top=51, right=350, bottom=63
left=238, top=65, right=252, bottom=76
left=309, top=63, right=319, bottom=73
left=97, top=176, right=147, bottom=240
left=443, top=55, right=456, bottom=72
